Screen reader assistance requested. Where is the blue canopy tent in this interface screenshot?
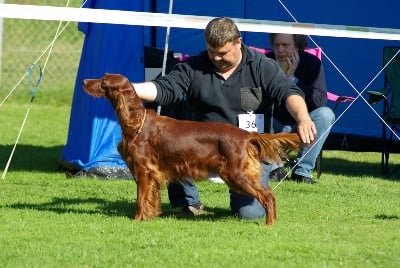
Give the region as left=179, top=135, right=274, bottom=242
left=59, top=0, right=144, bottom=177
left=60, top=0, right=400, bottom=178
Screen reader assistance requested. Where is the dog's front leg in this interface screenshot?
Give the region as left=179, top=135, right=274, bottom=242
left=134, top=171, right=162, bottom=221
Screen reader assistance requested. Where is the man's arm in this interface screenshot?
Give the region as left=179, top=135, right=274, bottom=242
left=285, top=94, right=316, bottom=144
left=132, top=82, right=157, bottom=102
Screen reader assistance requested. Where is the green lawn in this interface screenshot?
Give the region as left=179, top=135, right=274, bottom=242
left=0, top=101, right=399, bottom=267
left=1, top=1, right=399, bottom=267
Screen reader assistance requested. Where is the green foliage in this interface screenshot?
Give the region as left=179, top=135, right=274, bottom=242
left=0, top=102, right=400, bottom=267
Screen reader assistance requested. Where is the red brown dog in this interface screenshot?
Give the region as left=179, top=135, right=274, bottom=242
left=83, top=73, right=301, bottom=225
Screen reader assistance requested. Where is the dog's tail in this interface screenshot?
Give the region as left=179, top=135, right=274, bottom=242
left=250, top=133, right=302, bottom=164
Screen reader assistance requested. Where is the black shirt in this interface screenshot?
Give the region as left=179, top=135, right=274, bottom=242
left=153, top=45, right=304, bottom=131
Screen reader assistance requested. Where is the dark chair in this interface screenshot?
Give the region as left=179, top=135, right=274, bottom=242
left=366, top=46, right=400, bottom=176
left=316, top=92, right=355, bottom=178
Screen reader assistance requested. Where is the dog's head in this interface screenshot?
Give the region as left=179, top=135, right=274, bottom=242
left=83, top=73, right=132, bottom=99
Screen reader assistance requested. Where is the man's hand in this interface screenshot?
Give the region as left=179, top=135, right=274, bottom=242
left=296, top=118, right=316, bottom=144
left=285, top=94, right=316, bottom=144
left=286, top=50, right=300, bottom=79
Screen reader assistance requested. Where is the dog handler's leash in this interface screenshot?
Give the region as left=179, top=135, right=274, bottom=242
left=1, top=64, right=43, bottom=180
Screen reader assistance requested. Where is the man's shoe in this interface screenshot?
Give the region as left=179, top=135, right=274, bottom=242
left=269, top=167, right=288, bottom=182
left=291, top=173, right=316, bottom=184
left=176, top=203, right=205, bottom=218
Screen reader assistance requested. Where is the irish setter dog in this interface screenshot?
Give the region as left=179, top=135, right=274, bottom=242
left=83, top=73, right=302, bottom=226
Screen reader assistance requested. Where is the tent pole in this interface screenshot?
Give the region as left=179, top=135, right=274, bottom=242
left=156, top=0, right=174, bottom=115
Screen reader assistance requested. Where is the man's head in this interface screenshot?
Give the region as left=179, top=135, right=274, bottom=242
left=204, top=17, right=242, bottom=73
left=269, top=33, right=307, bottom=63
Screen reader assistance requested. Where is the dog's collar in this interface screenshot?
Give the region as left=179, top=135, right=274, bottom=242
left=132, top=109, right=146, bottom=142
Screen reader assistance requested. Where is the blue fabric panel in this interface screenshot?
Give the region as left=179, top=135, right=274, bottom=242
left=61, top=0, right=144, bottom=170
left=62, top=0, right=400, bottom=170
left=149, top=0, right=400, bottom=139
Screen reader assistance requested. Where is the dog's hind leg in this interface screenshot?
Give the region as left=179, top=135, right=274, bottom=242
left=229, top=179, right=276, bottom=225
left=255, top=187, right=276, bottom=225
left=222, top=167, right=276, bottom=225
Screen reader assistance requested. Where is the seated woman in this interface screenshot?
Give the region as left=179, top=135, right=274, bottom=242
left=266, top=33, right=335, bottom=184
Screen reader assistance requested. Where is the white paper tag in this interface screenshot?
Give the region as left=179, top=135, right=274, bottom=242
left=238, top=113, right=264, bottom=133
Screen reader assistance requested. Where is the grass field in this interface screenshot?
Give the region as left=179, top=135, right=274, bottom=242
left=0, top=4, right=399, bottom=264
left=0, top=91, right=399, bottom=267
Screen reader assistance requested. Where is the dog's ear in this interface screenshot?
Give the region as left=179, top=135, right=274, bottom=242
left=101, top=74, right=130, bottom=91
left=103, top=73, right=112, bottom=83
left=104, top=73, right=117, bottom=81
left=101, top=76, right=110, bottom=89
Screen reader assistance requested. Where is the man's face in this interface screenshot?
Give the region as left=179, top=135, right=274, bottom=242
left=271, top=33, right=297, bottom=63
left=206, top=38, right=242, bottom=72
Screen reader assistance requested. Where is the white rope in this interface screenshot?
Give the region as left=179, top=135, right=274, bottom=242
left=276, top=0, right=400, bottom=139
left=1, top=4, right=400, bottom=40
left=0, top=3, right=86, bottom=107
left=1, top=0, right=83, bottom=179
left=1, top=2, right=398, bottom=181
left=272, top=0, right=400, bottom=189
left=2, top=3, right=398, bottom=136
left=1, top=70, right=44, bottom=180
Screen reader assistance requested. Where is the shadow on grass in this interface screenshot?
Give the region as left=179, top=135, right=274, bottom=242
left=375, top=214, right=400, bottom=220
left=0, top=144, right=64, bottom=173
left=318, top=156, right=400, bottom=181
left=6, top=197, right=398, bottom=224
left=5, top=197, right=232, bottom=221
left=6, top=197, right=135, bottom=218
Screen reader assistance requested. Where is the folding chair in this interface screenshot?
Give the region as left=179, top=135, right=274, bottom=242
left=327, top=92, right=356, bottom=112
left=250, top=46, right=355, bottom=178
left=313, top=92, right=355, bottom=178
left=366, top=46, right=400, bottom=176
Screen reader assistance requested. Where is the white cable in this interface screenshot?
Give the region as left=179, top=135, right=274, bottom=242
left=1, top=2, right=398, bottom=180
left=270, top=0, right=400, bottom=190
left=1, top=1, right=80, bottom=179
left=1, top=4, right=400, bottom=40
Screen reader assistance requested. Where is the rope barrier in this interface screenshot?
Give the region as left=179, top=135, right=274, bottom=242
left=1, top=64, right=42, bottom=180
left=1, top=2, right=398, bottom=181
left=271, top=0, right=400, bottom=189
left=1, top=4, right=400, bottom=41
left=1, top=1, right=77, bottom=179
